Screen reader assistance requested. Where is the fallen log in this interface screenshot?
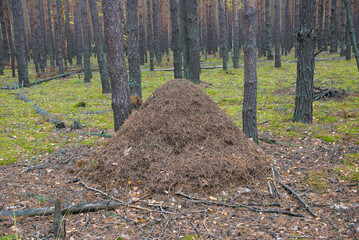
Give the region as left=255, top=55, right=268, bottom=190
left=5, top=72, right=72, bottom=89
left=15, top=93, right=66, bottom=128
left=0, top=201, right=119, bottom=217
left=77, top=132, right=113, bottom=138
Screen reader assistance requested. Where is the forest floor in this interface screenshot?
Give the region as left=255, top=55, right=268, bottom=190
left=0, top=52, right=358, bottom=239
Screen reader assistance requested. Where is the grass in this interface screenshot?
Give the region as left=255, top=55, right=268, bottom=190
left=0, top=51, right=358, bottom=181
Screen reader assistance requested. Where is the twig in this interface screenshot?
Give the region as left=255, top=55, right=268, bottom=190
left=267, top=181, right=273, bottom=196
left=278, top=180, right=317, bottom=217
left=271, top=164, right=280, bottom=198
left=22, top=164, right=48, bottom=173
left=78, top=181, right=124, bottom=204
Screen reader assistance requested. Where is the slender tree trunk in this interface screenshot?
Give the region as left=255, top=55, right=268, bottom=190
left=317, top=0, right=324, bottom=50
left=89, top=0, right=110, bottom=93
left=265, top=0, right=273, bottom=60
left=33, top=0, right=47, bottom=72
left=152, top=0, right=161, bottom=64
left=27, top=0, right=40, bottom=73
left=323, top=0, right=330, bottom=51
left=339, top=0, right=346, bottom=56
left=170, top=0, right=182, bottom=78
left=293, top=0, right=316, bottom=123
left=274, top=0, right=281, bottom=67
left=330, top=0, right=338, bottom=53
left=46, top=0, right=55, bottom=67
left=146, top=0, right=154, bottom=71
left=257, top=0, right=262, bottom=57
left=232, top=0, right=240, bottom=68
left=65, top=0, right=73, bottom=65
left=102, top=0, right=130, bottom=131
left=2, top=0, right=15, bottom=76
left=126, top=0, right=142, bottom=99
left=0, top=33, right=3, bottom=74
left=242, top=0, right=258, bottom=144
left=80, top=0, right=91, bottom=82
left=219, top=0, right=228, bottom=71
left=0, top=1, right=9, bottom=61
left=10, top=0, right=30, bottom=87
left=74, top=0, right=82, bottom=67
left=54, top=0, right=64, bottom=74
left=138, top=13, right=146, bottom=65
left=345, top=14, right=351, bottom=60
left=344, top=0, right=359, bottom=70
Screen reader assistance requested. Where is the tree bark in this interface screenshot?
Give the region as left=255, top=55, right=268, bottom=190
left=219, top=0, right=228, bottom=71
left=265, top=0, right=273, bottom=60
left=0, top=1, right=9, bottom=61
left=146, top=0, right=155, bottom=71
left=344, top=0, right=359, bottom=70
left=88, top=0, right=110, bottom=93
left=54, top=0, right=64, bottom=74
left=46, top=0, right=55, bottom=67
left=274, top=0, right=281, bottom=67
left=65, top=0, right=74, bottom=66
left=330, top=0, right=338, bottom=53
left=242, top=0, right=258, bottom=144
left=293, top=0, right=316, bottom=123
left=138, top=13, right=146, bottom=65
left=170, top=0, right=182, bottom=78
left=102, top=0, right=130, bottom=131
left=80, top=0, right=91, bottom=82
left=3, top=0, right=16, bottom=77
left=10, top=0, right=30, bottom=87
left=152, top=0, right=162, bottom=64
left=317, top=0, right=324, bottom=50
left=126, top=0, right=142, bottom=99
left=73, top=0, right=82, bottom=67
left=232, top=0, right=240, bottom=68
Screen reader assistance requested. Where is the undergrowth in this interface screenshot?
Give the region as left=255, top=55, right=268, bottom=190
left=0, top=52, right=358, bottom=182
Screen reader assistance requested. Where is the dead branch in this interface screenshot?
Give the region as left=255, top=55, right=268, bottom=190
left=175, top=192, right=304, bottom=217
left=278, top=180, right=317, bottom=217
left=30, top=72, right=72, bottom=86
left=78, top=181, right=124, bottom=204
left=76, top=132, right=113, bottom=138
left=0, top=201, right=119, bottom=217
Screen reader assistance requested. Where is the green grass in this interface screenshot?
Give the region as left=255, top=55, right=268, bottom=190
left=0, top=52, right=358, bottom=184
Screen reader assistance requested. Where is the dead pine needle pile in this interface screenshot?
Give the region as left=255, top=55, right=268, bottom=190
left=85, top=79, right=268, bottom=193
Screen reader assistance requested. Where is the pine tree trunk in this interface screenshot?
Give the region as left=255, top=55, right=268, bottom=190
left=80, top=0, right=91, bottom=82
left=330, top=0, right=338, bottom=53
left=102, top=0, right=130, bottom=131
left=27, top=0, right=40, bottom=73
left=10, top=0, right=30, bottom=87
left=0, top=33, right=3, bottom=74
left=65, top=0, right=73, bottom=65
left=138, top=13, right=146, bottom=65
left=152, top=0, right=162, bottom=64
left=2, top=1, right=15, bottom=76
left=323, top=0, right=330, bottom=51
left=54, top=0, right=64, bottom=74
left=89, top=0, right=110, bottom=94
left=33, top=0, right=47, bottom=72
left=126, top=0, right=142, bottom=98
left=46, top=0, right=55, bottom=67
left=317, top=0, right=324, bottom=50
left=345, top=17, right=351, bottom=60
left=170, top=0, right=183, bottom=78
left=257, top=1, right=262, bottom=58
left=274, top=0, right=281, bottom=67
left=232, top=0, right=240, bottom=67
left=265, top=0, right=273, bottom=60
left=73, top=0, right=82, bottom=67
left=0, top=1, right=9, bottom=61
left=340, top=0, right=346, bottom=56
left=344, top=0, right=359, bottom=70
left=219, top=0, right=228, bottom=71
left=242, top=0, right=258, bottom=144
left=146, top=0, right=155, bottom=71
left=293, top=0, right=316, bottom=123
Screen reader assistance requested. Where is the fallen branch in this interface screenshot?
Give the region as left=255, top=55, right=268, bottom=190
left=279, top=180, right=317, bottom=217
left=77, top=132, right=113, bottom=138
left=259, top=137, right=293, bottom=147
left=0, top=201, right=119, bottom=217
left=175, top=192, right=304, bottom=217
left=313, top=86, right=347, bottom=101
left=30, top=72, right=72, bottom=86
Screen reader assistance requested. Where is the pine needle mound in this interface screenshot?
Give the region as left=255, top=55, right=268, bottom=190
left=86, top=79, right=268, bottom=193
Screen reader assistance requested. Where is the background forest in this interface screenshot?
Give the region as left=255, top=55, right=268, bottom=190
left=0, top=0, right=358, bottom=239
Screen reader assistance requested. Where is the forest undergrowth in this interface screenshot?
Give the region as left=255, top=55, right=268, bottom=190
left=0, top=52, right=358, bottom=239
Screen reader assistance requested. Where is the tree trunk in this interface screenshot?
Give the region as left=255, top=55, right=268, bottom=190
left=89, top=0, right=110, bottom=94
left=10, top=0, right=30, bottom=87
left=152, top=0, right=162, bottom=64
left=0, top=1, right=9, bottom=61
left=46, top=0, right=55, bottom=67
left=180, top=0, right=200, bottom=84
left=27, top=0, right=40, bottom=73
left=317, top=0, right=324, bottom=50
left=274, top=0, right=281, bottom=67
left=293, top=0, right=316, bottom=123
left=65, top=0, right=73, bottom=66
left=257, top=0, right=262, bottom=58
left=339, top=0, right=346, bottom=56
left=146, top=0, right=155, bottom=71
left=232, top=0, right=240, bottom=68
left=138, top=13, right=146, bottom=65
left=219, top=0, right=228, bottom=71
left=330, top=0, right=338, bottom=53
left=80, top=0, right=91, bottom=82
left=126, top=0, right=142, bottom=99
left=73, top=0, right=82, bottom=67
left=242, top=0, right=258, bottom=144
left=54, top=0, right=64, bottom=74
left=2, top=0, right=15, bottom=76
left=323, top=0, right=330, bottom=51
left=345, top=14, right=351, bottom=60
left=170, top=0, right=182, bottom=78
left=33, top=0, right=47, bottom=72
left=0, top=32, right=3, bottom=74
left=344, top=0, right=359, bottom=70
left=265, top=0, right=273, bottom=60
left=102, top=0, right=130, bottom=131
